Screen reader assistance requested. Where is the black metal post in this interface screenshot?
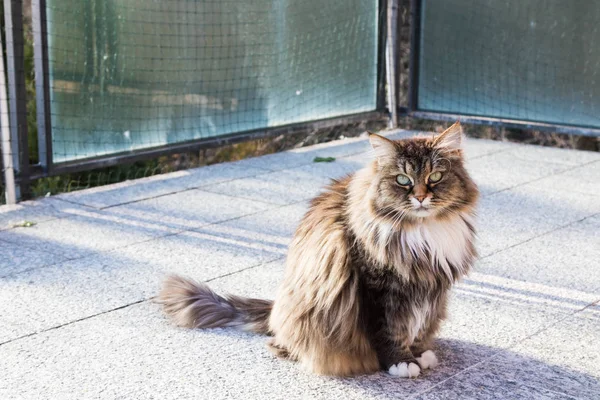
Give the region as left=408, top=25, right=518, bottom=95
left=386, top=0, right=399, bottom=127
left=408, top=0, right=421, bottom=112
left=32, top=0, right=52, bottom=173
left=376, top=0, right=389, bottom=112
left=3, top=0, right=30, bottom=200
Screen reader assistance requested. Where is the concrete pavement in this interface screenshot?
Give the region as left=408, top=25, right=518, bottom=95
left=0, top=130, right=598, bottom=399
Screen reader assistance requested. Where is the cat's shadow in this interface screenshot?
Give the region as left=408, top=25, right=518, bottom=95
left=200, top=327, right=598, bottom=398
left=331, top=338, right=599, bottom=399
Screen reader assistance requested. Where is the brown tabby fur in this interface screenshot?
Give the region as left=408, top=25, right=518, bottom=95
left=159, top=122, right=479, bottom=377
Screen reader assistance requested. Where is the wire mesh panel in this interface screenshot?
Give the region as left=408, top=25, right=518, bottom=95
left=417, top=0, right=600, bottom=129
left=45, top=0, right=379, bottom=163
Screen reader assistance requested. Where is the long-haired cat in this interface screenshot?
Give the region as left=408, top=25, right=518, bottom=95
left=159, top=122, right=478, bottom=378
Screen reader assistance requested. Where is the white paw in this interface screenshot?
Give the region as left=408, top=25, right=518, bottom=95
left=388, top=362, right=421, bottom=378
left=416, top=350, right=439, bottom=370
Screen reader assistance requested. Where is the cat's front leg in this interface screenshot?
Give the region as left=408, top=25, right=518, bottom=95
left=409, top=299, right=445, bottom=370
left=372, top=336, right=421, bottom=378
left=410, top=335, right=439, bottom=370
left=387, top=348, right=422, bottom=378
left=411, top=345, right=439, bottom=371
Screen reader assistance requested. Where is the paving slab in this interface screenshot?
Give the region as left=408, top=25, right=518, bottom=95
left=201, top=163, right=355, bottom=205
left=0, top=209, right=164, bottom=260
left=0, top=228, right=284, bottom=343
left=201, top=150, right=377, bottom=206
left=463, top=272, right=598, bottom=314
left=510, top=305, right=600, bottom=380
left=467, top=151, right=572, bottom=196
left=443, top=284, right=571, bottom=350
left=532, top=159, right=600, bottom=198
left=0, top=190, right=274, bottom=259
left=103, top=189, right=274, bottom=234
left=214, top=201, right=309, bottom=249
left=477, top=215, right=600, bottom=293
left=417, top=304, right=600, bottom=399
left=477, top=182, right=598, bottom=257
left=462, top=138, right=517, bottom=160
left=415, top=349, right=600, bottom=400
left=0, top=198, right=85, bottom=231
left=508, top=143, right=600, bottom=166
left=0, top=239, right=67, bottom=277
left=417, top=287, right=600, bottom=400
left=54, top=163, right=270, bottom=209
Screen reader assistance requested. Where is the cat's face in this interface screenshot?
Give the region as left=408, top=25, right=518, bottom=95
left=368, top=122, right=478, bottom=222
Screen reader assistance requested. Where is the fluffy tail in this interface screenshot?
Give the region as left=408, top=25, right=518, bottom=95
left=158, top=275, right=273, bottom=335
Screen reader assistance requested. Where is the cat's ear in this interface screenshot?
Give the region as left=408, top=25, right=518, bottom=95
left=368, top=132, right=397, bottom=162
left=433, top=121, right=463, bottom=151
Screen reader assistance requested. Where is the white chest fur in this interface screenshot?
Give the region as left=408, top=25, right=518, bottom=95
left=397, top=214, right=474, bottom=279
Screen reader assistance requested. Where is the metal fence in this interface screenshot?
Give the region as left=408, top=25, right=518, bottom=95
left=2, top=0, right=599, bottom=203
left=404, top=0, right=600, bottom=137
left=2, top=0, right=392, bottom=203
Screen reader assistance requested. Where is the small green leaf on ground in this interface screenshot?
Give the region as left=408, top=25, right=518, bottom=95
left=313, top=156, right=336, bottom=163
left=13, top=221, right=37, bottom=228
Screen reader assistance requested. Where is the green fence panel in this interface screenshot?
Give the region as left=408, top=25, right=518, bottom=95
left=47, top=0, right=379, bottom=163
left=418, top=0, right=600, bottom=129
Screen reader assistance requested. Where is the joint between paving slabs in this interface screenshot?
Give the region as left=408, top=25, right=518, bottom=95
left=486, top=158, right=600, bottom=198
left=480, top=211, right=599, bottom=261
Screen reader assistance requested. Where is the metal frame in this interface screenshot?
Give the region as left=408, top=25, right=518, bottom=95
left=3, top=0, right=30, bottom=199
left=28, top=110, right=387, bottom=180
left=25, top=0, right=390, bottom=182
left=406, top=0, right=600, bottom=138
left=410, top=111, right=600, bottom=137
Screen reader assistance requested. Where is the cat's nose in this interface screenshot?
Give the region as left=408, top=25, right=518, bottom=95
left=414, top=194, right=427, bottom=203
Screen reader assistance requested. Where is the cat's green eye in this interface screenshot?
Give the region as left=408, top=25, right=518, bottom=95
left=429, top=171, right=443, bottom=183
left=396, top=174, right=412, bottom=186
